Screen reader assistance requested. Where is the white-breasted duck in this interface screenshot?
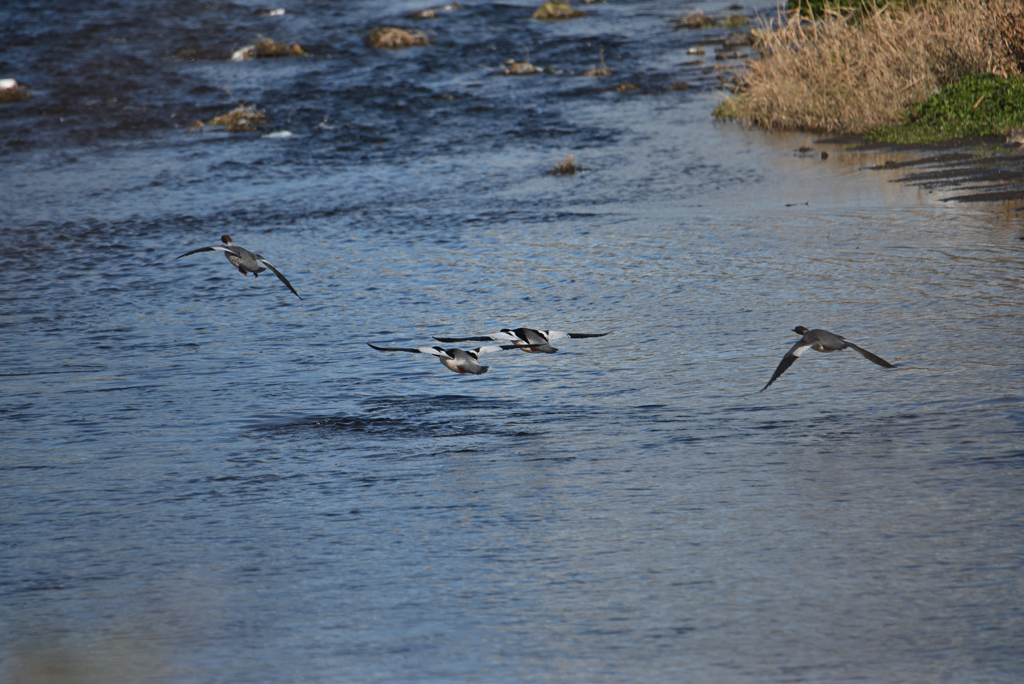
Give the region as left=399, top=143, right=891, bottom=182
left=433, top=327, right=609, bottom=354
left=761, top=326, right=894, bottom=392
left=176, top=235, right=302, bottom=299
left=367, top=342, right=539, bottom=375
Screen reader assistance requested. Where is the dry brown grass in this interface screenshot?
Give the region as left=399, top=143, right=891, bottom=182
left=715, top=0, right=1024, bottom=133
left=533, top=1, right=586, bottom=20
left=365, top=27, right=430, bottom=49
left=550, top=154, right=582, bottom=174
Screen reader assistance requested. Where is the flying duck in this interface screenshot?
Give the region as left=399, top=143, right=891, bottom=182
left=761, top=326, right=894, bottom=392
left=433, top=327, right=609, bottom=354
left=367, top=342, right=538, bottom=374
left=176, top=235, right=302, bottom=299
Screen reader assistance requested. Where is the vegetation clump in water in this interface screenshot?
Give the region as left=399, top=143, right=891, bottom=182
left=549, top=154, right=582, bottom=174
left=672, top=8, right=749, bottom=29
left=502, top=49, right=543, bottom=75
left=532, top=1, right=586, bottom=20
left=583, top=49, right=612, bottom=77
left=0, top=79, right=30, bottom=103
left=673, top=8, right=717, bottom=28
left=723, top=13, right=749, bottom=28
left=252, top=36, right=306, bottom=57
left=503, top=60, right=543, bottom=75
left=365, top=27, right=430, bottom=49
left=867, top=73, right=1024, bottom=143
left=409, top=2, right=462, bottom=19
left=205, top=103, right=267, bottom=132
left=232, top=35, right=307, bottom=61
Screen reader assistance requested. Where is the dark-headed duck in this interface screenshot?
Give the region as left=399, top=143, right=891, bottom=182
left=761, top=326, right=894, bottom=392
left=176, top=235, right=301, bottom=299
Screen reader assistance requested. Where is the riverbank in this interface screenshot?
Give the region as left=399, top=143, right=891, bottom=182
left=713, top=0, right=1024, bottom=202
left=714, top=0, right=1024, bottom=137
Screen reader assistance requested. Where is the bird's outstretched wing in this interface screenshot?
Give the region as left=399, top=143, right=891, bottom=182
left=367, top=343, right=444, bottom=357
left=845, top=341, right=894, bottom=368
left=433, top=332, right=514, bottom=343
left=176, top=245, right=235, bottom=259
left=760, top=340, right=811, bottom=392
left=257, top=257, right=302, bottom=300
left=475, top=343, right=547, bottom=355
left=547, top=330, right=611, bottom=341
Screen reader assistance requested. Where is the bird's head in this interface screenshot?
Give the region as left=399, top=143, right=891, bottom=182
left=220, top=235, right=233, bottom=245
left=793, top=326, right=809, bottom=335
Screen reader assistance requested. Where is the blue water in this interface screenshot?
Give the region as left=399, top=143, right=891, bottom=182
left=2, top=1, right=1023, bottom=682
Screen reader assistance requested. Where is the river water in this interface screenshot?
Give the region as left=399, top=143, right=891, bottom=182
left=2, top=1, right=1023, bottom=682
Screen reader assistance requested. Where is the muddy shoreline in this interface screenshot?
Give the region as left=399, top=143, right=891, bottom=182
left=820, top=134, right=1024, bottom=203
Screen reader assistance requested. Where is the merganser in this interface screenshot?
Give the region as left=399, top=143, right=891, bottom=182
left=176, top=235, right=302, bottom=299
left=366, top=342, right=538, bottom=375
left=761, top=326, right=894, bottom=392
left=433, top=327, right=609, bottom=354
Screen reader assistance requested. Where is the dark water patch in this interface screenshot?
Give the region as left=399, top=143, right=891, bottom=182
left=971, top=451, right=1024, bottom=468
left=752, top=418, right=797, bottom=431
left=0, top=366, right=105, bottom=378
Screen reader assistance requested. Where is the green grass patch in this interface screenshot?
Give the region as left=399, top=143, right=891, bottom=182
left=866, top=73, right=1024, bottom=144
left=712, top=97, right=739, bottom=122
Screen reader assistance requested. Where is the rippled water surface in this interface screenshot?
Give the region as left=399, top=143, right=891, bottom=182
left=2, top=1, right=1023, bottom=682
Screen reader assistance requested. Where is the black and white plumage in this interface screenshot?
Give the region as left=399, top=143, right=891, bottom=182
left=176, top=235, right=302, bottom=299
left=761, top=326, right=894, bottom=392
left=432, top=327, right=609, bottom=354
left=367, top=343, right=535, bottom=375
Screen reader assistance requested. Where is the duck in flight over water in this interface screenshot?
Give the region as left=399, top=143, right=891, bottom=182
left=367, top=343, right=541, bottom=375
left=761, top=326, right=894, bottom=392
left=433, top=327, right=609, bottom=354
left=176, top=235, right=302, bottom=299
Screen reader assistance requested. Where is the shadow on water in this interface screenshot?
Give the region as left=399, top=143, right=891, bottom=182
left=248, top=393, right=608, bottom=458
